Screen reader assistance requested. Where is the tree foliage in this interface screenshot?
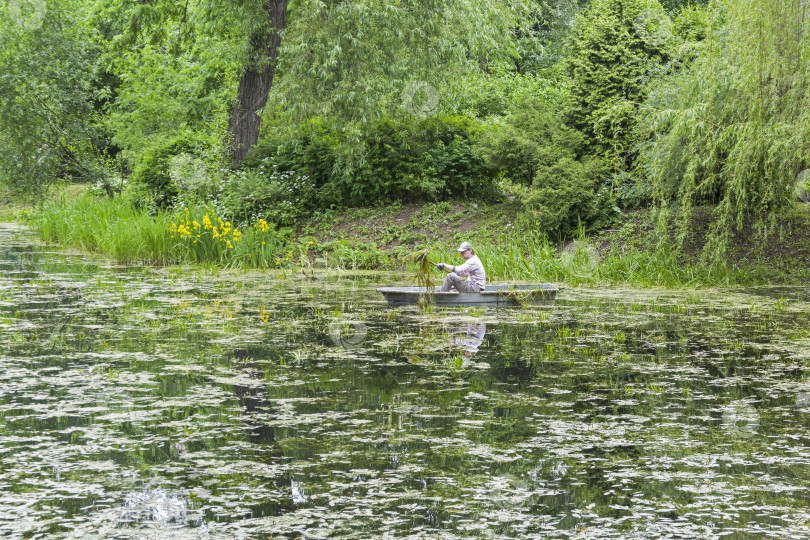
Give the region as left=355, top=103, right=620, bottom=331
left=0, top=0, right=103, bottom=195
left=637, top=0, right=810, bottom=258
left=564, top=0, right=672, bottom=169
left=273, top=0, right=537, bottom=124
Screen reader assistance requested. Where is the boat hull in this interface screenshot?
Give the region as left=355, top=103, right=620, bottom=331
left=376, top=284, right=558, bottom=307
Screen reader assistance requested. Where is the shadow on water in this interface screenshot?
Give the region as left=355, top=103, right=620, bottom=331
left=1, top=223, right=810, bottom=537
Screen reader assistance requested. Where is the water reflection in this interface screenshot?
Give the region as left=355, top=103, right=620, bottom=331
left=3, top=223, right=810, bottom=538
left=450, top=321, right=486, bottom=357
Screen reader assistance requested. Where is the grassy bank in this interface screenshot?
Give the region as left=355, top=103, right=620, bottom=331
left=23, top=191, right=809, bottom=288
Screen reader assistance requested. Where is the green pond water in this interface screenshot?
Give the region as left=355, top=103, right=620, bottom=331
left=2, top=223, right=810, bottom=539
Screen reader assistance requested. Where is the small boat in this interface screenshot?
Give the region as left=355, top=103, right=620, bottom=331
left=376, top=283, right=558, bottom=307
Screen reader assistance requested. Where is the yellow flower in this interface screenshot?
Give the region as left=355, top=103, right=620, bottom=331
left=261, top=242, right=266, bottom=245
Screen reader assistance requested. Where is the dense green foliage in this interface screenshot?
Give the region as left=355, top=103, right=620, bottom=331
left=0, top=0, right=104, bottom=195
left=476, top=97, right=615, bottom=237
left=3, top=0, right=809, bottom=266
left=564, top=0, right=672, bottom=169
left=638, top=0, right=810, bottom=257
left=244, top=114, right=498, bottom=213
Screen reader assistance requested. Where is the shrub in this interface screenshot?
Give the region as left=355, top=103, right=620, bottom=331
left=476, top=97, right=615, bottom=237
left=218, top=166, right=316, bottom=227
left=523, top=155, right=616, bottom=238
left=476, top=97, right=589, bottom=185
left=128, top=133, right=213, bottom=209
left=244, top=114, right=499, bottom=208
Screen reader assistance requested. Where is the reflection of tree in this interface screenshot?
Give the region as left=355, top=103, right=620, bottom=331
left=228, top=347, right=297, bottom=518
left=228, top=347, right=284, bottom=449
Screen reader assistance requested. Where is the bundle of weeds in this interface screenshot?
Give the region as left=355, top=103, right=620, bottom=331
left=403, top=249, right=436, bottom=307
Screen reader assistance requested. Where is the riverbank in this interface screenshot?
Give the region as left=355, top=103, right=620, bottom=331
left=293, top=200, right=810, bottom=285
left=7, top=184, right=810, bottom=287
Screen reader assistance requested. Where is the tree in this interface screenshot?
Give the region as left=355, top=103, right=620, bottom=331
left=0, top=0, right=103, bottom=194
left=564, top=0, right=671, bottom=169
left=97, top=0, right=537, bottom=168
left=228, top=0, right=288, bottom=164
left=638, top=0, right=810, bottom=258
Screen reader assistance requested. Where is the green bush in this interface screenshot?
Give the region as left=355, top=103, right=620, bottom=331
left=218, top=167, right=316, bottom=227
left=128, top=133, right=213, bottom=209
left=245, top=114, right=499, bottom=208
left=477, top=97, right=590, bottom=185
left=523, top=155, right=616, bottom=238
left=475, top=97, right=615, bottom=237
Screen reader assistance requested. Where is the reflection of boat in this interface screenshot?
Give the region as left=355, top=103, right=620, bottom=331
left=376, top=284, right=558, bottom=307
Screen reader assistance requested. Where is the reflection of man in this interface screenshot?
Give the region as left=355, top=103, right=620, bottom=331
left=436, top=242, right=486, bottom=292
left=452, top=322, right=487, bottom=357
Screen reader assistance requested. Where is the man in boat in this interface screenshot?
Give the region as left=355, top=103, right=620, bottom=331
left=436, top=242, right=486, bottom=292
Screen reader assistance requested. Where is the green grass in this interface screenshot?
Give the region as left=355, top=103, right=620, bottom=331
left=35, top=195, right=174, bottom=263
left=31, top=194, right=771, bottom=287
left=422, top=226, right=767, bottom=288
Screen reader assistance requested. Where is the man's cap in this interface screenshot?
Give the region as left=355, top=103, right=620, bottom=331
left=457, top=241, right=473, bottom=252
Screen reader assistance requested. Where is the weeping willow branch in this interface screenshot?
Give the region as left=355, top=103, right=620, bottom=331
left=637, top=0, right=810, bottom=260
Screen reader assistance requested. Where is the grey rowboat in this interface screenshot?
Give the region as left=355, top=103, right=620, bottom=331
left=376, top=283, right=558, bottom=307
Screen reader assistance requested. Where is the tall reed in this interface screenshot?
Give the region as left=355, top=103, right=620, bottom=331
left=33, top=195, right=764, bottom=287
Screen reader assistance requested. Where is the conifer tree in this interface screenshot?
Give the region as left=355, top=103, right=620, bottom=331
left=565, top=0, right=671, bottom=169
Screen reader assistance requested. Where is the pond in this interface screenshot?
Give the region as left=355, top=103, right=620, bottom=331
left=1, top=222, right=810, bottom=539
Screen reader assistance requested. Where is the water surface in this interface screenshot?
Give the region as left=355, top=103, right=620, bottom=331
left=1, top=223, right=810, bottom=538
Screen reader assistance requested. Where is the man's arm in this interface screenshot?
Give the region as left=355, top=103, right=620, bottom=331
left=454, top=258, right=475, bottom=276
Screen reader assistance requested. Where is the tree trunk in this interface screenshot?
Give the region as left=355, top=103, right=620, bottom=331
left=228, top=0, right=288, bottom=165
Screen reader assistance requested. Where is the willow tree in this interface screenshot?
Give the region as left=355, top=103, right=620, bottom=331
left=637, top=0, right=810, bottom=258
left=267, top=0, right=534, bottom=139
left=100, top=0, right=535, bottom=165
left=0, top=0, right=102, bottom=194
